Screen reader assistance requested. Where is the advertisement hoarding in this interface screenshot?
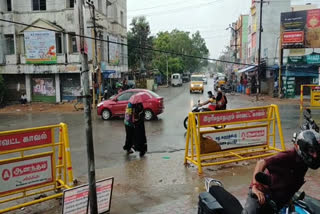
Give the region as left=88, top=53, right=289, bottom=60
left=0, top=129, right=52, bottom=152
left=62, top=177, right=114, bottom=214
left=108, top=35, right=120, bottom=66
left=281, top=9, right=320, bottom=48
left=0, top=154, right=53, bottom=195
left=24, top=31, right=57, bottom=64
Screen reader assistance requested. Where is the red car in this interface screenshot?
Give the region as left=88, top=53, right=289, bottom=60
left=97, top=89, right=164, bottom=121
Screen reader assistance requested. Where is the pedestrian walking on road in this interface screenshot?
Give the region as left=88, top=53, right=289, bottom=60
left=123, top=102, right=135, bottom=154
left=133, top=103, right=147, bottom=157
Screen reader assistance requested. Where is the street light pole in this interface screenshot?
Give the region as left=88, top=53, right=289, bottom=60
left=166, top=54, right=169, bottom=87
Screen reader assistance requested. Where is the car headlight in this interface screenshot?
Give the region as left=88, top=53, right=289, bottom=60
left=191, top=84, right=194, bottom=87
left=200, top=84, right=203, bottom=87
left=97, top=102, right=103, bottom=107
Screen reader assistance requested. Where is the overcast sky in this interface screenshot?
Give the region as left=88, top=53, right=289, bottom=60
left=127, top=0, right=320, bottom=59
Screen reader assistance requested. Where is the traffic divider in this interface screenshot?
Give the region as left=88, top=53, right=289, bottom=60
left=184, top=105, right=286, bottom=174
left=0, top=123, right=75, bottom=213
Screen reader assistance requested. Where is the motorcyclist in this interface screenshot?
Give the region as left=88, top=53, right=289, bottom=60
left=216, top=88, right=227, bottom=111
left=242, top=130, right=320, bottom=214
left=198, top=91, right=216, bottom=111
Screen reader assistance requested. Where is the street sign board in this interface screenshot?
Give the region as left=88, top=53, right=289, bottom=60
left=0, top=154, right=53, bottom=195
left=62, top=177, right=114, bottom=214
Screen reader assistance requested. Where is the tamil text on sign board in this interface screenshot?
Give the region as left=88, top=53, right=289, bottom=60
left=62, top=177, right=114, bottom=214
left=199, top=109, right=268, bottom=126
left=0, top=129, right=52, bottom=152
left=311, top=86, right=320, bottom=107
left=0, top=154, right=53, bottom=194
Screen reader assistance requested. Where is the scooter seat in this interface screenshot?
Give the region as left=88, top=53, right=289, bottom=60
left=209, top=185, right=243, bottom=214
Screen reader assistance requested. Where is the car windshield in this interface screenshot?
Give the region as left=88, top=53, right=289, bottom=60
left=191, top=76, right=203, bottom=81
left=172, top=75, right=179, bottom=79
left=148, top=90, right=161, bottom=98
left=108, top=95, right=116, bottom=100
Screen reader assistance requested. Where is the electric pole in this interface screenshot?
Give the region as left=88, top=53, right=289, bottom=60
left=87, top=0, right=99, bottom=107
left=76, top=0, right=98, bottom=213
left=257, top=0, right=264, bottom=95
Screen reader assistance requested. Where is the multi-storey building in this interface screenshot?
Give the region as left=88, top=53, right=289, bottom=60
left=0, top=0, right=127, bottom=102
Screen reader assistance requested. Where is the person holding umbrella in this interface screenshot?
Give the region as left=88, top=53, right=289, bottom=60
left=123, top=92, right=149, bottom=157
left=134, top=102, right=147, bottom=157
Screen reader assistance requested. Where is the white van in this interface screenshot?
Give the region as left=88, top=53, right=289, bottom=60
left=171, top=73, right=183, bottom=87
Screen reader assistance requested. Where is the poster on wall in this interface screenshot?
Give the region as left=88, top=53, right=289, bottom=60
left=32, top=78, right=56, bottom=96
left=108, top=35, right=120, bottom=66
left=24, top=31, right=57, bottom=64
left=281, top=9, right=320, bottom=48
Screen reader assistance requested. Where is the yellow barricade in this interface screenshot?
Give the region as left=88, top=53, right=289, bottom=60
left=0, top=123, right=74, bottom=213
left=300, top=84, right=320, bottom=112
left=184, top=105, right=286, bottom=174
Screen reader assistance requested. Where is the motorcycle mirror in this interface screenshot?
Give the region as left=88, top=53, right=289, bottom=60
left=304, top=108, right=312, bottom=120
left=198, top=100, right=200, bottom=104
left=255, top=172, right=271, bottom=186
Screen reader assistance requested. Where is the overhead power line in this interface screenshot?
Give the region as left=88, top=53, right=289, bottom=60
left=0, top=18, right=257, bottom=67
left=127, top=0, right=224, bottom=18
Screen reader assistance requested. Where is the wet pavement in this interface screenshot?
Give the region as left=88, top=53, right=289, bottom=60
left=1, top=78, right=320, bottom=213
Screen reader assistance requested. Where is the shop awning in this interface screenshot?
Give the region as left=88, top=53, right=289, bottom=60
left=237, top=65, right=257, bottom=73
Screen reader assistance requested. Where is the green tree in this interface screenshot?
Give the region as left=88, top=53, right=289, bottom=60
left=127, top=16, right=153, bottom=72
left=152, top=29, right=209, bottom=76
left=191, top=31, right=209, bottom=68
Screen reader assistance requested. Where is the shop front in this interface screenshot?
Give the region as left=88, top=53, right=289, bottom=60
left=60, top=73, right=81, bottom=101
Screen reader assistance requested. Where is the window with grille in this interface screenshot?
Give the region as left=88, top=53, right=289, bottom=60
left=33, top=0, right=46, bottom=11
left=4, top=35, right=14, bottom=55
left=56, top=34, right=62, bottom=54
left=7, top=0, right=12, bottom=11
left=120, top=11, right=124, bottom=26
left=69, top=33, right=78, bottom=53
left=68, top=0, right=75, bottom=8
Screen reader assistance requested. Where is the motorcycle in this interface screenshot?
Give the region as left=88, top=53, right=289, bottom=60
left=183, top=100, right=213, bottom=129
left=198, top=172, right=320, bottom=214
left=183, top=101, right=225, bottom=130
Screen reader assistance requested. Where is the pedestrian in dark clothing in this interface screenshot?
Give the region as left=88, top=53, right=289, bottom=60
left=123, top=102, right=135, bottom=154
left=133, top=103, right=147, bottom=157
left=216, top=88, right=227, bottom=110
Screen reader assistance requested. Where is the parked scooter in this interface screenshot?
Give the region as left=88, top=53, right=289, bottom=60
left=198, top=172, right=320, bottom=214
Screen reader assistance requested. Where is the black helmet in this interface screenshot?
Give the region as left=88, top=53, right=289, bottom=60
left=295, top=130, right=320, bottom=169
left=207, top=91, right=213, bottom=98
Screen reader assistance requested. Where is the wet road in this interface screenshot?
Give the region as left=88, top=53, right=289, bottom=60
left=0, top=78, right=305, bottom=177
left=1, top=78, right=320, bottom=213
